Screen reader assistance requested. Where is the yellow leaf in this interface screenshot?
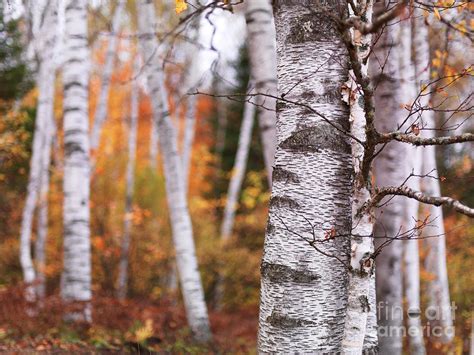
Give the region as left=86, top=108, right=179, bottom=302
left=175, top=0, right=187, bottom=14
left=434, top=7, right=441, bottom=20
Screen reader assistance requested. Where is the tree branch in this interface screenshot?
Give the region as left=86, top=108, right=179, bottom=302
left=378, top=132, right=474, bottom=146
left=367, top=186, right=474, bottom=217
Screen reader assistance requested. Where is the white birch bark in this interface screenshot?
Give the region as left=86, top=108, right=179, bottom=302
left=340, top=2, right=376, bottom=353
left=370, top=9, right=407, bottom=354
left=412, top=8, right=454, bottom=344
left=136, top=0, right=211, bottom=342
left=89, top=0, right=124, bottom=154
left=181, top=18, right=201, bottom=193
left=400, top=12, right=426, bottom=354
left=19, top=0, right=56, bottom=301
left=34, top=117, right=55, bottom=300
left=182, top=94, right=196, bottom=192
left=244, top=0, right=277, bottom=186
left=220, top=88, right=256, bottom=241
left=258, top=1, right=353, bottom=352
left=61, top=0, right=92, bottom=322
left=421, top=143, right=454, bottom=343
left=117, top=58, right=139, bottom=300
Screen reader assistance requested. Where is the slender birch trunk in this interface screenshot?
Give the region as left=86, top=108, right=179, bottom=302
left=136, top=0, right=211, bottom=342
left=370, top=7, right=407, bottom=354
left=35, top=117, right=55, bottom=300
left=19, top=0, right=57, bottom=301
left=258, top=1, right=352, bottom=352
left=412, top=8, right=454, bottom=344
left=215, top=86, right=228, bottom=171
left=421, top=144, right=454, bottom=343
left=400, top=10, right=426, bottom=353
left=244, top=0, right=276, bottom=186
left=220, top=88, right=256, bottom=241
left=181, top=18, right=201, bottom=192
left=182, top=94, right=196, bottom=192
left=117, top=58, right=139, bottom=301
left=61, top=0, right=92, bottom=322
left=89, top=0, right=125, bottom=154
left=340, top=2, right=377, bottom=353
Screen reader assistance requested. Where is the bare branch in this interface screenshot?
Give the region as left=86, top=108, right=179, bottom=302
left=367, top=186, right=474, bottom=217
left=378, top=132, right=474, bottom=146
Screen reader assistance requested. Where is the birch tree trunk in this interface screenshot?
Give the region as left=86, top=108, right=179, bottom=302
left=400, top=11, right=426, bottom=353
left=19, top=0, right=56, bottom=301
left=412, top=8, right=454, bottom=344
left=89, top=0, right=124, bottom=154
left=34, top=118, right=55, bottom=300
left=340, top=2, right=377, bottom=353
left=258, top=1, right=352, bottom=352
left=61, top=0, right=92, bottom=322
left=244, top=0, right=276, bottom=186
left=220, top=88, right=256, bottom=241
left=421, top=145, right=454, bottom=343
left=370, top=9, right=407, bottom=355
left=181, top=16, right=202, bottom=193
left=182, top=94, right=196, bottom=192
left=136, top=0, right=211, bottom=342
left=117, top=58, right=139, bottom=301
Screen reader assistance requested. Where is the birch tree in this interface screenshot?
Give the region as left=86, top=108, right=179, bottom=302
left=19, top=0, right=57, bottom=301
left=136, top=0, right=211, bottom=342
left=370, top=16, right=407, bottom=355
left=61, top=0, right=92, bottom=322
left=90, top=0, right=125, bottom=156
left=398, top=8, right=426, bottom=354
left=116, top=57, right=140, bottom=300
left=220, top=91, right=256, bottom=242
left=259, top=1, right=353, bottom=351
left=412, top=6, right=454, bottom=344
left=244, top=0, right=277, bottom=185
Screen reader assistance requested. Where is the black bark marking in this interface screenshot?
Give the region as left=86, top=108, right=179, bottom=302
left=261, top=261, right=321, bottom=284
left=272, top=166, right=300, bottom=183
left=287, top=13, right=337, bottom=44
left=359, top=295, right=370, bottom=312
left=269, top=196, right=300, bottom=210
left=267, top=310, right=316, bottom=329
left=280, top=124, right=350, bottom=154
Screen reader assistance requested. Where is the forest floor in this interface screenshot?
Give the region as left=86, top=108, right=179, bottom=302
left=0, top=285, right=258, bottom=354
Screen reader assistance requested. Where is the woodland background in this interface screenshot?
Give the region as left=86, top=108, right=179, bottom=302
left=0, top=0, right=473, bottom=353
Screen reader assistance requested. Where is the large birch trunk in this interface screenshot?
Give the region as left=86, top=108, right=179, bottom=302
left=244, top=0, right=277, bottom=186
left=412, top=8, right=454, bottom=345
left=117, top=58, right=140, bottom=300
left=370, top=8, right=407, bottom=355
left=258, top=1, right=352, bottom=352
left=89, top=0, right=125, bottom=154
left=220, top=88, right=256, bottom=241
left=19, top=0, right=57, bottom=301
left=61, top=0, right=92, bottom=322
left=136, top=0, right=211, bottom=342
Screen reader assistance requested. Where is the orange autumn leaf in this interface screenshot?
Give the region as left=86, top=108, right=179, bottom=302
left=175, top=0, right=187, bottom=14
